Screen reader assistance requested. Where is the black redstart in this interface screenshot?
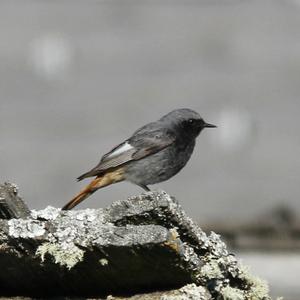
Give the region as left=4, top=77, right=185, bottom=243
left=62, top=108, right=216, bottom=210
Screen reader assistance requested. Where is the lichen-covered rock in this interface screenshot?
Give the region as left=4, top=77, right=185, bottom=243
left=108, top=283, right=211, bottom=300
left=0, top=188, right=272, bottom=299
left=0, top=182, right=30, bottom=219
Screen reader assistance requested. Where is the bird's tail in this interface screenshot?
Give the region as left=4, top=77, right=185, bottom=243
left=62, top=168, right=125, bottom=210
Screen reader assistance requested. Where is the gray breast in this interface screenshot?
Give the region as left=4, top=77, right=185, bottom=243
left=124, top=140, right=196, bottom=186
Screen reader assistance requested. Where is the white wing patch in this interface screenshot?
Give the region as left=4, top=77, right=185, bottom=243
left=106, top=141, right=134, bottom=159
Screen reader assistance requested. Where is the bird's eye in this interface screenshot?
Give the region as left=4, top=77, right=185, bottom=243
left=188, top=119, right=194, bottom=124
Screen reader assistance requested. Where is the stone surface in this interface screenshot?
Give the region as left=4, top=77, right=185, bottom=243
left=0, top=186, right=271, bottom=299
left=0, top=183, right=30, bottom=219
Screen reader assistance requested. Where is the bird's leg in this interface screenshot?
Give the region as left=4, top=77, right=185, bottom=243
left=138, top=184, right=151, bottom=191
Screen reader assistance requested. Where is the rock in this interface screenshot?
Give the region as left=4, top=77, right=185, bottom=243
left=108, top=284, right=211, bottom=300
left=0, top=183, right=30, bottom=219
left=0, top=184, right=272, bottom=299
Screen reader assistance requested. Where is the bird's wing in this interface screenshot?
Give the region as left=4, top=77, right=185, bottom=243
left=77, top=130, right=175, bottom=180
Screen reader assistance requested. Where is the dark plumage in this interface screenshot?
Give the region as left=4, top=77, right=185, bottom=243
left=62, top=108, right=216, bottom=210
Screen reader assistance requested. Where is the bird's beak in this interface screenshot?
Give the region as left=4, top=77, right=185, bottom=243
left=204, top=122, right=217, bottom=128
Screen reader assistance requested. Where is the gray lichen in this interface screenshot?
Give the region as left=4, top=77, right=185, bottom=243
left=160, top=284, right=211, bottom=300
left=8, top=219, right=45, bottom=238
left=107, top=284, right=211, bottom=300
left=31, top=206, right=61, bottom=221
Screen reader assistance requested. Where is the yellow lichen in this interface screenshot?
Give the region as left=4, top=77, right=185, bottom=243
left=200, top=259, right=223, bottom=279
left=99, top=258, right=109, bottom=266
left=36, top=242, right=84, bottom=270
left=239, top=264, right=270, bottom=300
left=221, top=286, right=245, bottom=300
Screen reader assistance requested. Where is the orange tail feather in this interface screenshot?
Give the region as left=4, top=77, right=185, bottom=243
left=62, top=168, right=125, bottom=210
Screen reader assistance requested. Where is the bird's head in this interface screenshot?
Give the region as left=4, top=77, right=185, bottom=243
left=160, top=108, right=217, bottom=140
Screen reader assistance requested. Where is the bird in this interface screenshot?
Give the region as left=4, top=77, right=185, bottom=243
left=62, top=108, right=216, bottom=210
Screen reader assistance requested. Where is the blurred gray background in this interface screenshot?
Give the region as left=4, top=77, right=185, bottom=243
left=0, top=1, right=299, bottom=298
